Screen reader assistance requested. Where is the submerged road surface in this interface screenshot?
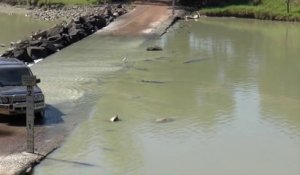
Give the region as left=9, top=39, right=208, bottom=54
left=98, top=5, right=174, bottom=36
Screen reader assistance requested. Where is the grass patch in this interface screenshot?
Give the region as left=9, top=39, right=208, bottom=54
left=200, top=0, right=300, bottom=21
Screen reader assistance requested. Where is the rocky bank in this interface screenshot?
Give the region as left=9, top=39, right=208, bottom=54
left=1, top=4, right=128, bottom=63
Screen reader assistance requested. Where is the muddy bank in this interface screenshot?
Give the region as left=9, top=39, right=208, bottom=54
left=0, top=4, right=128, bottom=63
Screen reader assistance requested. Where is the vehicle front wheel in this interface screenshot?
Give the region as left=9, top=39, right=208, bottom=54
left=35, top=110, right=45, bottom=119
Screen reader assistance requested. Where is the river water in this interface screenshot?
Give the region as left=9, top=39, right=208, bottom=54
left=0, top=12, right=53, bottom=54
left=2, top=15, right=300, bottom=174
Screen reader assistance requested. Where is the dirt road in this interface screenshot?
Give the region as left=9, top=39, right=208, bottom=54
left=98, top=5, right=175, bottom=36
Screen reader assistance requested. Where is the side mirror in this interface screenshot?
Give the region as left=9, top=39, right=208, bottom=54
left=36, top=79, right=41, bottom=84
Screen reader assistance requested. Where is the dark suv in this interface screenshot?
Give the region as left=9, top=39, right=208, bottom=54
left=0, top=58, right=45, bottom=117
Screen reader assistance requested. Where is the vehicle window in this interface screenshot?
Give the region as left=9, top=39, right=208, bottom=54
left=0, top=67, right=32, bottom=86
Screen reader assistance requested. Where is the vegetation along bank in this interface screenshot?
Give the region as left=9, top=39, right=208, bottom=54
left=182, top=0, right=300, bottom=21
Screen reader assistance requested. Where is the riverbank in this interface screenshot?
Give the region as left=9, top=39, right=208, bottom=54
left=198, top=0, right=300, bottom=22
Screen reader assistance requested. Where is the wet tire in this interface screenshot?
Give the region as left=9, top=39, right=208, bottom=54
left=35, top=110, right=45, bottom=119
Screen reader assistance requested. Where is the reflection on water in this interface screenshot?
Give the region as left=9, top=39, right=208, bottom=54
left=32, top=18, right=300, bottom=175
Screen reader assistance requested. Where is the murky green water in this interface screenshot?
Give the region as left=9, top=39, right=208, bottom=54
left=28, top=18, right=300, bottom=175
left=0, top=12, right=53, bottom=53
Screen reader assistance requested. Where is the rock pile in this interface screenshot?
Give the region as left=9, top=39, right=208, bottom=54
left=26, top=4, right=127, bottom=21
left=1, top=4, right=128, bottom=63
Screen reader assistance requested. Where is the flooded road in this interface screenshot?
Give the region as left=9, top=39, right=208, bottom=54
left=27, top=18, right=300, bottom=175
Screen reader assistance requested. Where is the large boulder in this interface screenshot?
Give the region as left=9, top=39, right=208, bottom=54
left=46, top=24, right=64, bottom=37
left=59, top=34, right=72, bottom=47
left=13, top=49, right=33, bottom=63
left=40, top=41, right=58, bottom=54
left=61, top=26, right=69, bottom=35
left=87, top=16, right=97, bottom=26
left=116, top=9, right=126, bottom=16
left=47, top=34, right=62, bottom=42
left=69, top=28, right=86, bottom=43
left=82, top=23, right=94, bottom=35
left=53, top=43, right=64, bottom=50
left=95, top=16, right=107, bottom=29
left=104, top=8, right=113, bottom=16
left=1, top=50, right=14, bottom=58
left=75, top=23, right=83, bottom=29
left=32, top=30, right=48, bottom=40
left=117, top=4, right=123, bottom=8
left=78, top=16, right=88, bottom=24
left=106, top=16, right=114, bottom=23
left=29, top=39, right=43, bottom=46
left=27, top=46, right=48, bottom=60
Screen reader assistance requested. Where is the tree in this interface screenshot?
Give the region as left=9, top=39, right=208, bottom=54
left=27, top=0, right=39, bottom=6
left=286, top=0, right=290, bottom=13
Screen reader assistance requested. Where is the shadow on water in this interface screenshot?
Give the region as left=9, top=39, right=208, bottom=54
left=183, top=58, right=208, bottom=64
left=41, top=156, right=99, bottom=168
left=29, top=156, right=100, bottom=175
left=139, top=80, right=167, bottom=84
left=0, top=104, right=64, bottom=127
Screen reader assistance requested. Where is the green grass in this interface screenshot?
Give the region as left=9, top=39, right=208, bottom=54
left=200, top=0, right=300, bottom=21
